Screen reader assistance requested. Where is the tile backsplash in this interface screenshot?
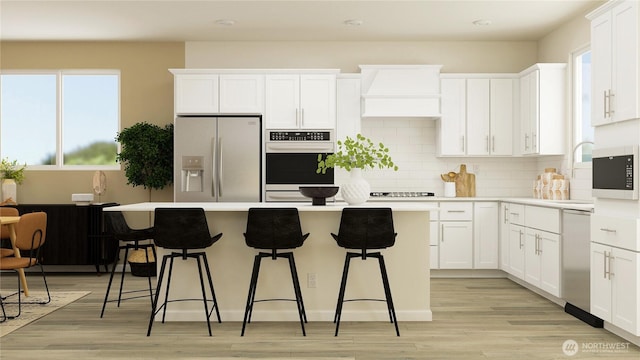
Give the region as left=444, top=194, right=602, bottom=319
left=337, top=117, right=574, bottom=198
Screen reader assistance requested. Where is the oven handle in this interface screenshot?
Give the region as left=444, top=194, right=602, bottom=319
left=266, top=143, right=334, bottom=153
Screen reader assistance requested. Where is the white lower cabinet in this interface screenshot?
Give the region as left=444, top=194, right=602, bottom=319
left=439, top=202, right=473, bottom=269
left=524, top=228, right=560, bottom=297
left=440, top=221, right=473, bottom=269
left=499, top=202, right=510, bottom=270
left=508, top=223, right=526, bottom=280
left=430, top=219, right=439, bottom=269
left=591, top=242, right=640, bottom=335
left=474, top=202, right=499, bottom=269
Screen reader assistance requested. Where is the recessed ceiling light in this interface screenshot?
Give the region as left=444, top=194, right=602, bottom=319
left=472, top=19, right=492, bottom=26
left=344, top=19, right=364, bottom=26
left=215, top=19, right=236, bottom=26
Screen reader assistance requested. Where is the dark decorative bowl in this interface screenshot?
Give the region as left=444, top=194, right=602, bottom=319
left=299, top=186, right=339, bottom=206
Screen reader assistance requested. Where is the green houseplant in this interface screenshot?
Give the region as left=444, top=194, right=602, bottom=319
left=317, top=134, right=398, bottom=173
left=115, top=122, right=174, bottom=197
left=0, top=158, right=26, bottom=184
left=0, top=158, right=26, bottom=204
left=316, top=134, right=398, bottom=205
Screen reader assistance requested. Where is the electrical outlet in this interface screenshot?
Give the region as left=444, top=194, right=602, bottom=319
left=307, top=273, right=317, bottom=288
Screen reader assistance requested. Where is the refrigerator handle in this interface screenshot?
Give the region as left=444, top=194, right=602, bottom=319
left=218, top=137, right=223, bottom=197
left=211, top=137, right=217, bottom=198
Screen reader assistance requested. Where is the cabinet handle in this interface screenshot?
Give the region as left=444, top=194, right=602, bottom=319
left=295, top=108, right=299, bottom=127
left=509, top=212, right=520, bottom=216
left=604, top=251, right=615, bottom=280
left=503, top=206, right=508, bottom=224
left=604, top=90, right=609, bottom=118
left=301, top=108, right=305, bottom=127
left=492, top=136, right=495, bottom=152
left=519, top=230, right=523, bottom=249
left=524, top=134, right=529, bottom=150
left=532, top=133, right=537, bottom=152
left=599, top=228, right=617, bottom=233
left=447, top=210, right=466, bottom=213
left=609, top=91, right=615, bottom=115
left=603, top=251, right=608, bottom=279
left=486, top=136, right=489, bottom=153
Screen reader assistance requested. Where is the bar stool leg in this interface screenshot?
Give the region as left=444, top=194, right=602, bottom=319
left=100, top=245, right=121, bottom=318
left=195, top=254, right=212, bottom=336
left=161, top=256, right=176, bottom=323
left=241, top=254, right=261, bottom=336
left=200, top=253, right=221, bottom=323
left=117, top=245, right=131, bottom=306
left=147, top=255, right=169, bottom=336
left=286, top=253, right=306, bottom=336
left=334, top=253, right=354, bottom=336
left=377, top=254, right=400, bottom=336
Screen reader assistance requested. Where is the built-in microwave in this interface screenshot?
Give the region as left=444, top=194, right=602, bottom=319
left=592, top=145, right=638, bottom=200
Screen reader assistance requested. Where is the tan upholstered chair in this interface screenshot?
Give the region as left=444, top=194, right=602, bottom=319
left=0, top=212, right=50, bottom=319
left=0, top=207, right=19, bottom=258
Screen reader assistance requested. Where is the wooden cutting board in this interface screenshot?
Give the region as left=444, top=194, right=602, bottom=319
left=455, top=164, right=476, bottom=197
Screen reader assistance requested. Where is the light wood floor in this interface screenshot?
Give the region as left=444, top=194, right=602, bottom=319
left=1, top=272, right=638, bottom=359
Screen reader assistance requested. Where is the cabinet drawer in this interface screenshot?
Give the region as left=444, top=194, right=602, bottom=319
left=592, top=214, right=640, bottom=251
left=508, top=203, right=525, bottom=225
left=439, top=202, right=472, bottom=221
left=525, top=206, right=560, bottom=233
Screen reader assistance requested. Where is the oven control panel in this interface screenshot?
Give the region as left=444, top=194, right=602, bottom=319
left=269, top=131, right=331, bottom=141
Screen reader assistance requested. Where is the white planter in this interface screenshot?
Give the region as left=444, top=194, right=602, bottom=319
left=340, top=168, right=370, bottom=205
left=1, top=179, right=17, bottom=204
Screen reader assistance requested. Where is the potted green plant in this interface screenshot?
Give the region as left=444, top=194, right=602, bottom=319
left=0, top=158, right=26, bottom=204
left=115, top=122, right=174, bottom=199
left=317, top=134, right=398, bottom=205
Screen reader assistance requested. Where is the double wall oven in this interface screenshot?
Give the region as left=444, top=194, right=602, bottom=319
left=265, top=130, right=335, bottom=202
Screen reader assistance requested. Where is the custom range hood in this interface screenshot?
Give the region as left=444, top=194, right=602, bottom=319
left=360, top=65, right=442, bottom=118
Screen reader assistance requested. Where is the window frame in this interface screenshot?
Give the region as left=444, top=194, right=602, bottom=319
left=0, top=69, right=121, bottom=171
left=571, top=45, right=593, bottom=169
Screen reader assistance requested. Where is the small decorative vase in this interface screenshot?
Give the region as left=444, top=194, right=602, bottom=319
left=341, top=168, right=370, bottom=205
left=1, top=179, right=17, bottom=204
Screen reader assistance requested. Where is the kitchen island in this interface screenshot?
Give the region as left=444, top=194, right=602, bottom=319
left=105, top=202, right=437, bottom=323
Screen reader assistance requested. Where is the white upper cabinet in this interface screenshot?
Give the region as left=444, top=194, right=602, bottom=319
left=438, top=78, right=466, bottom=156
left=174, top=74, right=219, bottom=114
left=438, top=75, right=515, bottom=156
left=518, top=64, right=565, bottom=156
left=219, top=74, right=265, bottom=114
left=265, top=73, right=336, bottom=129
left=588, top=0, right=640, bottom=126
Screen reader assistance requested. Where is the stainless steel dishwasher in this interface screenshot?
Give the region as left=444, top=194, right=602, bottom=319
left=561, top=208, right=603, bottom=327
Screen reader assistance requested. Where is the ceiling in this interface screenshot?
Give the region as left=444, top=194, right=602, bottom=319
left=0, top=0, right=604, bottom=42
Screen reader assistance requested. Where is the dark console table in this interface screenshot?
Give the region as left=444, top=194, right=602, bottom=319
left=2, top=203, right=119, bottom=272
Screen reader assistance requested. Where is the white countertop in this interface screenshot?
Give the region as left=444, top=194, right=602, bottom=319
left=370, top=196, right=594, bottom=212
left=103, top=201, right=439, bottom=212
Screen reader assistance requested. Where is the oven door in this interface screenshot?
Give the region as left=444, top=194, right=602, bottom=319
left=266, top=153, right=334, bottom=186
left=265, top=142, right=334, bottom=201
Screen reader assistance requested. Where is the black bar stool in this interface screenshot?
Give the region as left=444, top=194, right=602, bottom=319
left=147, top=208, right=223, bottom=336
left=100, top=211, right=155, bottom=318
left=241, top=208, right=309, bottom=336
left=331, top=207, right=400, bottom=336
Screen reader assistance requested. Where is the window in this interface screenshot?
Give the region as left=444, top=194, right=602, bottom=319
left=0, top=70, right=119, bottom=169
left=573, top=48, right=594, bottom=163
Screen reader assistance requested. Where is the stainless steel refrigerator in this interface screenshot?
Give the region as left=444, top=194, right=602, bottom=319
left=174, top=116, right=262, bottom=202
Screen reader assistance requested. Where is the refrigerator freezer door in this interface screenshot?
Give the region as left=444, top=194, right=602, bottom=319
left=217, top=117, right=261, bottom=202
left=174, top=117, right=217, bottom=202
